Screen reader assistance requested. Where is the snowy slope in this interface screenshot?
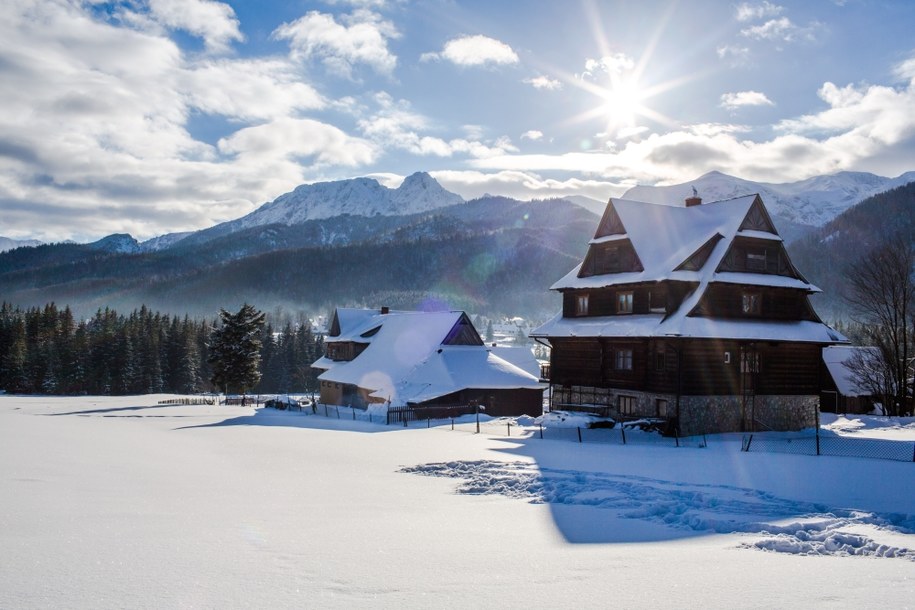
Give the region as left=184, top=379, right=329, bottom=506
left=0, top=395, right=912, bottom=609
left=223, top=171, right=464, bottom=232
left=139, top=231, right=193, bottom=252
left=623, top=170, right=915, bottom=228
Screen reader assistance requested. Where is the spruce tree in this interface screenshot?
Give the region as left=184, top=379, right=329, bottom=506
left=208, top=304, right=266, bottom=399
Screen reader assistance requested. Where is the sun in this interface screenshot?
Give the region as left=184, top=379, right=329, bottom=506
left=599, top=79, right=647, bottom=129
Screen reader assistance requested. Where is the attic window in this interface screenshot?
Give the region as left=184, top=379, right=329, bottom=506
left=616, top=291, right=633, bottom=314
left=746, top=249, right=769, bottom=271
left=742, top=292, right=761, bottom=316
left=359, top=325, right=381, bottom=338
left=576, top=293, right=589, bottom=316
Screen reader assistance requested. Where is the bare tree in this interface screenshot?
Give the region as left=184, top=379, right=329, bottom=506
left=844, top=238, right=914, bottom=416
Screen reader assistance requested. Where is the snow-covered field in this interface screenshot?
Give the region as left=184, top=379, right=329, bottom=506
left=1, top=395, right=913, bottom=609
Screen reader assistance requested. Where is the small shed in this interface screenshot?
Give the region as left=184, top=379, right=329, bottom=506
left=821, top=346, right=878, bottom=414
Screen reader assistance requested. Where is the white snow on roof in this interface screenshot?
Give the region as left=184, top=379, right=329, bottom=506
left=534, top=194, right=844, bottom=344
left=532, top=310, right=846, bottom=343
left=711, top=272, right=820, bottom=292
left=552, top=194, right=807, bottom=292
left=316, top=309, right=540, bottom=406
left=823, top=346, right=878, bottom=396
left=389, top=345, right=541, bottom=404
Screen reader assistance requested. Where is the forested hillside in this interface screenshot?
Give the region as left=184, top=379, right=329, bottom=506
left=0, top=198, right=595, bottom=320
left=788, top=182, right=915, bottom=320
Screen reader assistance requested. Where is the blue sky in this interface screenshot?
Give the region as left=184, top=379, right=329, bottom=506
left=3, top=0, right=915, bottom=242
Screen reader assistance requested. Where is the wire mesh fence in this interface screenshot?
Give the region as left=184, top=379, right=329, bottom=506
left=742, top=432, right=915, bottom=462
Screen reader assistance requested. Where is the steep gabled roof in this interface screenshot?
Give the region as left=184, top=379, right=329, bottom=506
left=554, top=194, right=764, bottom=290
left=533, top=193, right=846, bottom=344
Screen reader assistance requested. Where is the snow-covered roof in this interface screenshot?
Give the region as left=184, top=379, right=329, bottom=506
left=551, top=194, right=814, bottom=293
left=315, top=309, right=540, bottom=405
left=532, top=310, right=846, bottom=343
left=823, top=346, right=878, bottom=397
left=391, top=346, right=541, bottom=404
left=533, top=193, right=844, bottom=344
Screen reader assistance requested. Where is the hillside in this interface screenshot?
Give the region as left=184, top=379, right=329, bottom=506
left=788, top=181, right=915, bottom=319
left=0, top=197, right=595, bottom=320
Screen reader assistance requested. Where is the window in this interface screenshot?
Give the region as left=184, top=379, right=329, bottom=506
left=619, top=395, right=636, bottom=415
left=655, top=351, right=665, bottom=372
left=746, top=250, right=768, bottom=271
left=648, top=290, right=666, bottom=313
left=576, top=293, right=589, bottom=316
left=615, top=348, right=633, bottom=371
left=616, top=291, right=633, bottom=314
left=656, top=399, right=669, bottom=418
left=740, top=351, right=759, bottom=373
left=742, top=292, right=761, bottom=315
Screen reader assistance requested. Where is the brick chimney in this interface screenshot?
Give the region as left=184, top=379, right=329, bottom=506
left=685, top=186, right=702, bottom=207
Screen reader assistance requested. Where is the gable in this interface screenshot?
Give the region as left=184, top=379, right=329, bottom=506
left=578, top=240, right=644, bottom=278
left=593, top=200, right=625, bottom=238
left=717, top=236, right=804, bottom=279
left=328, top=310, right=341, bottom=337
left=739, top=196, right=778, bottom=234
left=442, top=312, right=484, bottom=346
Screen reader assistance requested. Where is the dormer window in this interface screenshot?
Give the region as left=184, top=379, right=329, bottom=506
left=617, top=291, right=633, bottom=314
left=742, top=292, right=761, bottom=316
left=576, top=293, right=589, bottom=316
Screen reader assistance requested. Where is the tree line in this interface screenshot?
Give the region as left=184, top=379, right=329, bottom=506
left=0, top=302, right=323, bottom=396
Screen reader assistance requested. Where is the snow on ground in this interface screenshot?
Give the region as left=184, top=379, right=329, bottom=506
left=820, top=412, right=915, bottom=440
left=1, top=395, right=913, bottom=609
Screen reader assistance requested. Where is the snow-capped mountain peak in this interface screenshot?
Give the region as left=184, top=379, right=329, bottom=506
left=225, top=172, right=464, bottom=233
left=622, top=170, right=915, bottom=228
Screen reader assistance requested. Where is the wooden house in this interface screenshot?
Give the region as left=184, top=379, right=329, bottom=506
left=312, top=307, right=544, bottom=416
left=530, top=193, right=847, bottom=435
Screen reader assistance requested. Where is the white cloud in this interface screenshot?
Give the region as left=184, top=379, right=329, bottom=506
left=720, top=90, right=775, bottom=110
left=218, top=117, right=376, bottom=167
left=524, top=75, right=562, bottom=90
left=356, top=94, right=517, bottom=158
left=421, top=35, right=519, bottom=67
left=429, top=170, right=628, bottom=201
left=0, top=1, right=380, bottom=241
left=273, top=10, right=399, bottom=77
left=182, top=58, right=325, bottom=120
left=717, top=45, right=750, bottom=65
left=581, top=53, right=635, bottom=80
left=894, top=57, right=915, bottom=82
left=520, top=130, right=543, bottom=141
left=735, top=1, right=784, bottom=23
left=467, top=71, right=915, bottom=187
left=147, top=0, right=243, bottom=53
left=740, top=16, right=821, bottom=43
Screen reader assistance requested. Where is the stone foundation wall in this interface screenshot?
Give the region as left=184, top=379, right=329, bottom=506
left=551, top=385, right=818, bottom=436
left=676, top=394, right=818, bottom=436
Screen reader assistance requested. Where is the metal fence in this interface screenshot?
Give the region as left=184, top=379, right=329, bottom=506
left=742, top=432, right=915, bottom=462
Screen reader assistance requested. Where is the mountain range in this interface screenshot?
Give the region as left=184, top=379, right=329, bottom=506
left=1, top=169, right=913, bottom=321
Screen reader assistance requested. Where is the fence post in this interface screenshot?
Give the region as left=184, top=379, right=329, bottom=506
left=352, top=408, right=356, bottom=421
left=815, top=424, right=820, bottom=456
left=427, top=418, right=431, bottom=428
left=451, top=418, right=454, bottom=431
left=577, top=427, right=582, bottom=443
left=539, top=423, right=543, bottom=439
left=620, top=424, right=627, bottom=445
left=507, top=422, right=511, bottom=437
